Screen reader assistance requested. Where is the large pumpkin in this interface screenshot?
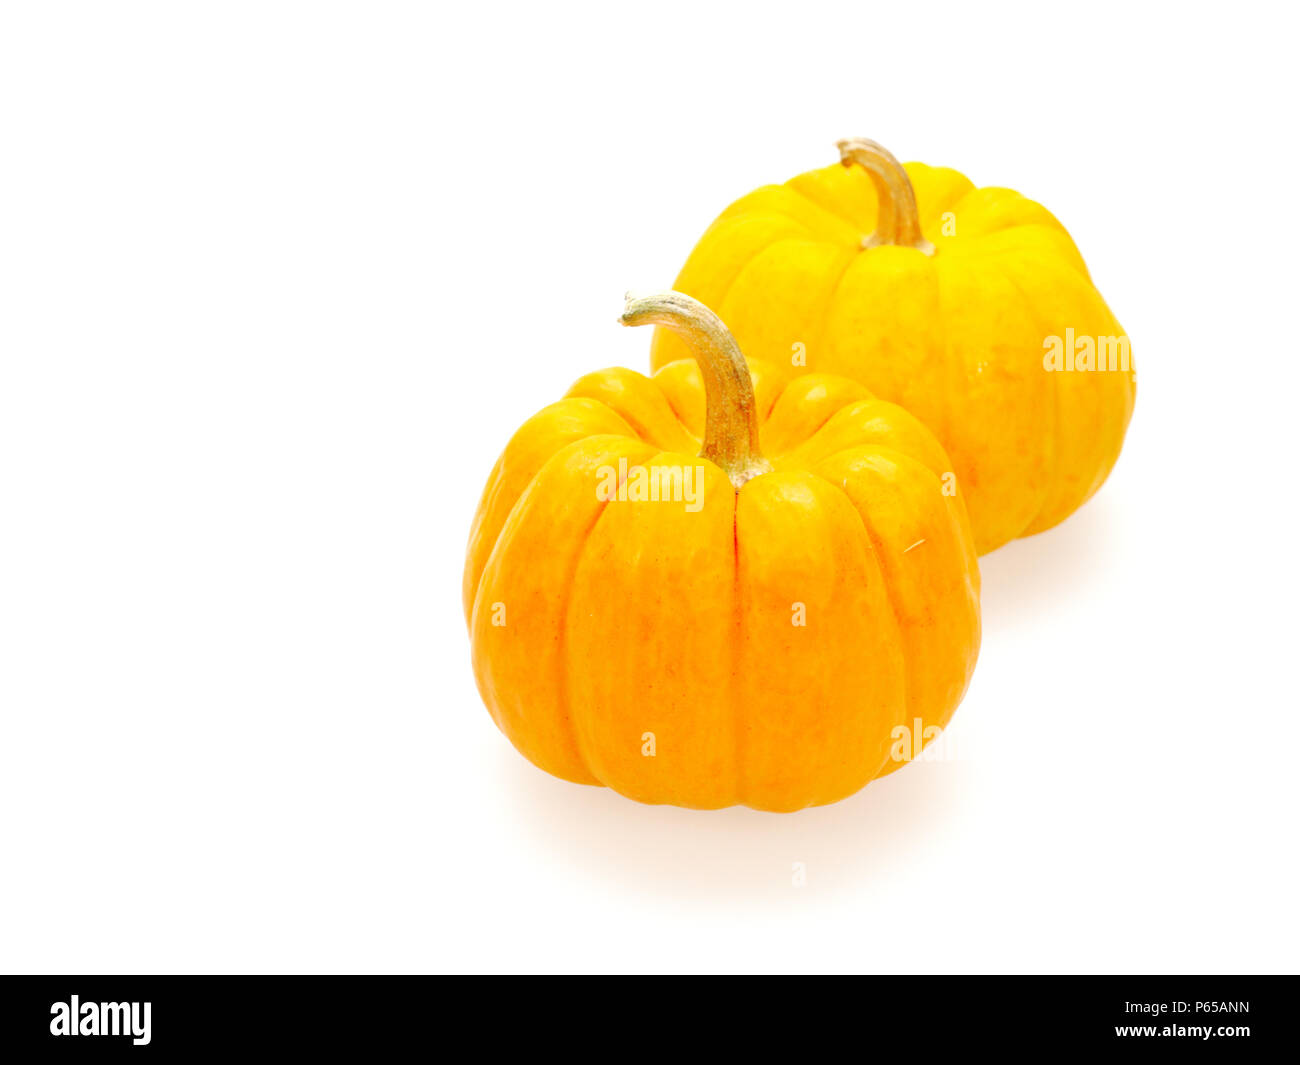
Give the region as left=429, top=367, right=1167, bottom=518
left=465, top=292, right=980, bottom=811
left=650, top=138, right=1137, bottom=554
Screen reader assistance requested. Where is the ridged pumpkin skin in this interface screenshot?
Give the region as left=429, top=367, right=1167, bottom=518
left=465, top=295, right=980, bottom=812
left=650, top=141, right=1137, bottom=554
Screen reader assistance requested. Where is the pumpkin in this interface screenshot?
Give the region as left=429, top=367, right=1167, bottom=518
left=464, top=292, right=980, bottom=812
left=650, top=138, right=1137, bottom=554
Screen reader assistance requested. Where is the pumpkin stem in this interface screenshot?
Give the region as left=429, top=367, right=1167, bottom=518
left=620, top=291, right=772, bottom=490
left=836, top=137, right=934, bottom=254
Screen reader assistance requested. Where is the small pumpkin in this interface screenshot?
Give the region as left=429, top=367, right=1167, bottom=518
left=465, top=292, right=980, bottom=811
left=650, top=138, right=1137, bottom=554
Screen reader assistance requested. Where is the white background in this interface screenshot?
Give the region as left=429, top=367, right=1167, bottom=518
left=2, top=2, right=1297, bottom=974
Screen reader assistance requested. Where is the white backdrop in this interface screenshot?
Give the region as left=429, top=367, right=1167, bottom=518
left=2, top=2, right=1296, bottom=974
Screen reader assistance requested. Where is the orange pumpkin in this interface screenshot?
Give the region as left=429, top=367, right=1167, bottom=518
left=465, top=293, right=980, bottom=811
left=650, top=138, right=1137, bottom=554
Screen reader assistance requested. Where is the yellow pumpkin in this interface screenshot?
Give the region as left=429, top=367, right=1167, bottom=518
left=650, top=138, right=1137, bottom=554
left=464, top=292, right=980, bottom=812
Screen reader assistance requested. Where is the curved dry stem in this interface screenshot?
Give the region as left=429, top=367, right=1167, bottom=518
left=620, top=291, right=772, bottom=489
left=837, top=137, right=934, bottom=254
